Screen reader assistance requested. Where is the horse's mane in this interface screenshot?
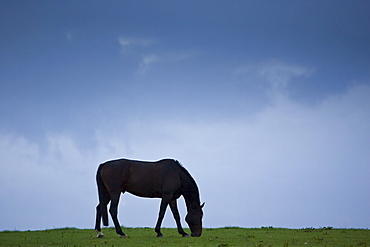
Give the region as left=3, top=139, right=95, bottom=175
left=174, top=160, right=199, bottom=192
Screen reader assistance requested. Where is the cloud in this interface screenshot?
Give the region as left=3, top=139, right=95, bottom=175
left=235, top=60, right=313, bottom=92
left=118, top=36, right=199, bottom=77
left=118, top=37, right=160, bottom=76
left=136, top=54, right=160, bottom=76
left=132, top=50, right=199, bottom=77
left=0, top=133, right=99, bottom=230
left=118, top=38, right=130, bottom=46
left=118, top=37, right=157, bottom=51
left=1, top=80, right=369, bottom=230
left=259, top=61, right=313, bottom=90
left=109, top=82, right=370, bottom=228
left=65, top=31, right=73, bottom=42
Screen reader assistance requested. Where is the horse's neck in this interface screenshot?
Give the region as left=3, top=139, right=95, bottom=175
left=182, top=177, right=200, bottom=211
left=184, top=194, right=200, bottom=213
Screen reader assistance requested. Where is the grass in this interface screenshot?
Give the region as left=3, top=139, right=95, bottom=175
left=0, top=227, right=369, bottom=246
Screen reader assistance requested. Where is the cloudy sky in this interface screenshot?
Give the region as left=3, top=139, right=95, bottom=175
left=1, top=1, right=369, bottom=231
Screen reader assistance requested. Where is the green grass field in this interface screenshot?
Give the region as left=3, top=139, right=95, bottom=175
left=1, top=227, right=369, bottom=247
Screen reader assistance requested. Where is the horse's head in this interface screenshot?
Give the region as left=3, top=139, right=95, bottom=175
left=185, top=202, right=204, bottom=237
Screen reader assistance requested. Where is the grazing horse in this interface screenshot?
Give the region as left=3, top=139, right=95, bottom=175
left=94, top=158, right=204, bottom=238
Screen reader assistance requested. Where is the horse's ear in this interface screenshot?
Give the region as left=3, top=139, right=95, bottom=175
left=200, top=202, right=205, bottom=208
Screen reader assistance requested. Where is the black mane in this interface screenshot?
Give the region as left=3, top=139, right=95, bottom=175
left=174, top=160, right=198, bottom=188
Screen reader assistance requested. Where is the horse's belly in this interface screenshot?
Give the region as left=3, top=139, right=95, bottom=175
left=127, top=188, right=162, bottom=198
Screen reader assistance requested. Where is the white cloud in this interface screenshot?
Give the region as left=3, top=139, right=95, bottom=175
left=118, top=37, right=157, bottom=50
left=65, top=31, right=73, bottom=42
left=136, top=54, right=160, bottom=76
left=1, top=80, right=369, bottom=230
left=0, top=133, right=99, bottom=230
left=118, top=37, right=160, bottom=77
left=235, top=60, right=313, bottom=92
left=112, top=82, right=370, bottom=228
left=0, top=135, right=40, bottom=191
left=260, top=61, right=313, bottom=89
left=118, top=36, right=199, bottom=77
left=118, top=38, right=130, bottom=46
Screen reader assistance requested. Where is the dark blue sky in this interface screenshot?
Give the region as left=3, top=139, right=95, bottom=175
left=1, top=1, right=369, bottom=230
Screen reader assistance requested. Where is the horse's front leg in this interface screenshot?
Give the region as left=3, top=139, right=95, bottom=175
left=155, top=195, right=172, bottom=237
left=169, top=199, right=189, bottom=237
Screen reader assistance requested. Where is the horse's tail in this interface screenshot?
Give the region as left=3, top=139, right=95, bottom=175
left=97, top=163, right=109, bottom=226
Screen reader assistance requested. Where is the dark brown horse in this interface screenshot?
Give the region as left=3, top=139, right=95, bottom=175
left=94, top=158, right=204, bottom=238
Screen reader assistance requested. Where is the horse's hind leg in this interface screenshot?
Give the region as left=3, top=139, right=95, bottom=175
left=95, top=193, right=110, bottom=238
left=95, top=203, right=106, bottom=238
left=109, top=192, right=127, bottom=238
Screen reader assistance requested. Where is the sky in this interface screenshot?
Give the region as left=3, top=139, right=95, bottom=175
left=0, top=0, right=369, bottom=231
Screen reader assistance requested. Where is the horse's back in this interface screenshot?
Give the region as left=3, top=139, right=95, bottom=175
left=99, top=158, right=182, bottom=198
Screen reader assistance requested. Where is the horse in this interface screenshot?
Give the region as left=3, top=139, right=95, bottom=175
left=94, top=158, right=204, bottom=238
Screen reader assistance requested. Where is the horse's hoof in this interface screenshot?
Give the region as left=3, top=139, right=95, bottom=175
left=96, top=232, right=104, bottom=238
left=156, top=234, right=164, bottom=238
left=120, top=234, right=128, bottom=238
left=182, top=234, right=190, bottom=237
